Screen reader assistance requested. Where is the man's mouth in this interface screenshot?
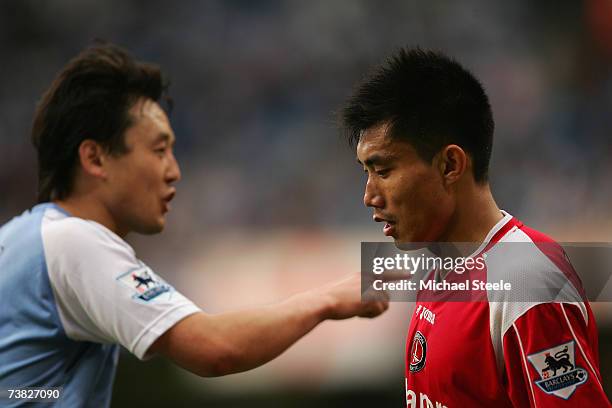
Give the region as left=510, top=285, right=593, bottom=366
left=162, top=190, right=176, bottom=213
left=382, top=222, right=396, bottom=237
left=373, top=215, right=396, bottom=237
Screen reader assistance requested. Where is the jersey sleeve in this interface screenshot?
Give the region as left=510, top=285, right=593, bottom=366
left=41, top=218, right=201, bottom=360
left=502, top=302, right=611, bottom=407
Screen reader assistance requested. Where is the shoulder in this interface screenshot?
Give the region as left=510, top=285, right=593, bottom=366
left=486, top=219, right=589, bottom=333
left=486, top=221, right=582, bottom=295
left=41, top=211, right=137, bottom=273
left=42, top=211, right=133, bottom=255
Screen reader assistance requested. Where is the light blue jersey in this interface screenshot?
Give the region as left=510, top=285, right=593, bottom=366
left=0, top=203, right=200, bottom=407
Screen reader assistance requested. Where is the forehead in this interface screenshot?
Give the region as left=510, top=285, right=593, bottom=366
left=126, top=98, right=174, bottom=143
left=356, top=123, right=419, bottom=163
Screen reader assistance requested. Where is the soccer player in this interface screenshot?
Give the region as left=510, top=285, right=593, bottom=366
left=342, top=48, right=610, bottom=407
left=0, top=43, right=389, bottom=407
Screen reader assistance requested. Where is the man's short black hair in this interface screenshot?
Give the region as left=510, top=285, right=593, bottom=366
left=342, top=47, right=494, bottom=183
left=31, top=41, right=170, bottom=202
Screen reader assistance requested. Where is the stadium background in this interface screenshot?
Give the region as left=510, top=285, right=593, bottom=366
left=0, top=0, right=610, bottom=406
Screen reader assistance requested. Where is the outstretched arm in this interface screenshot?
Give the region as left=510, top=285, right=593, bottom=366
left=148, top=275, right=388, bottom=376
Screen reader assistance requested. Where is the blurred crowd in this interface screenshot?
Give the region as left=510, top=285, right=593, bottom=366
left=1, top=0, right=611, bottom=234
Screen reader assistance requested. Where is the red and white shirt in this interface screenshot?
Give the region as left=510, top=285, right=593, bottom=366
left=404, top=211, right=610, bottom=407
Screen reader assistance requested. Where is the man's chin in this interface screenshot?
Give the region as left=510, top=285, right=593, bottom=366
left=393, top=235, right=430, bottom=250
left=392, top=236, right=409, bottom=249
left=134, top=219, right=165, bottom=235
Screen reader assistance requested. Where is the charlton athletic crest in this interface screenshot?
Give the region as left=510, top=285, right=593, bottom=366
left=527, top=341, right=588, bottom=399
left=409, top=331, right=427, bottom=373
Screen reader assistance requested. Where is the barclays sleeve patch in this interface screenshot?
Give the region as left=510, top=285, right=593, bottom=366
left=116, top=263, right=173, bottom=302
left=527, top=341, right=588, bottom=400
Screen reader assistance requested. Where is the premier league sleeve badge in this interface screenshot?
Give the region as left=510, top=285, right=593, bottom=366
left=116, top=262, right=173, bottom=302
left=527, top=341, right=588, bottom=400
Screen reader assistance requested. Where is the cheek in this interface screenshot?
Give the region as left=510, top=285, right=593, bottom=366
left=110, top=163, right=156, bottom=203
left=394, top=169, right=441, bottom=208
left=396, top=172, right=453, bottom=231
left=420, top=182, right=455, bottom=235
left=125, top=158, right=157, bottom=189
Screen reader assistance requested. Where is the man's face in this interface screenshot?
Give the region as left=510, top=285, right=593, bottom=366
left=102, top=98, right=180, bottom=235
left=356, top=123, right=454, bottom=244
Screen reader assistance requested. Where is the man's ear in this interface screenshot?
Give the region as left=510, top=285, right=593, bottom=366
left=436, top=144, right=467, bottom=185
left=78, top=139, right=107, bottom=179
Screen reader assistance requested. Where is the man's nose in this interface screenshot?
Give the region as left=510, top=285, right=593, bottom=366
left=166, top=152, right=181, bottom=183
left=363, top=178, right=384, bottom=208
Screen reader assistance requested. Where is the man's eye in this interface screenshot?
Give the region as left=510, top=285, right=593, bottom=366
left=376, top=169, right=390, bottom=177
left=154, top=147, right=167, bottom=155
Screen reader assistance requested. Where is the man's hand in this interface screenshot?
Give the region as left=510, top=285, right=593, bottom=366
left=315, top=274, right=389, bottom=319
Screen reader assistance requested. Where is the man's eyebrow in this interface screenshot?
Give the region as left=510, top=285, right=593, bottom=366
left=153, top=132, right=175, bottom=145
left=356, top=154, right=390, bottom=166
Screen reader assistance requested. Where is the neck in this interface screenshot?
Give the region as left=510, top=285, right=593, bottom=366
left=54, top=194, right=127, bottom=238
left=438, top=183, right=503, bottom=244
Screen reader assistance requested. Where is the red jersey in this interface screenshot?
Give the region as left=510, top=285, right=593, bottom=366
left=404, top=212, right=610, bottom=407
